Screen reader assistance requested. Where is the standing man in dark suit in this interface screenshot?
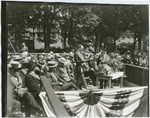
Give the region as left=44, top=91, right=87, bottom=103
left=74, top=45, right=96, bottom=88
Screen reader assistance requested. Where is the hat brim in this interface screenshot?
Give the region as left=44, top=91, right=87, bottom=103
left=21, top=61, right=28, bottom=64
left=47, top=63, right=58, bottom=68
left=58, top=58, right=66, bottom=64
left=47, top=57, right=53, bottom=60
left=13, top=57, right=22, bottom=61
left=37, top=63, right=45, bottom=67
left=9, top=64, right=22, bottom=69
left=20, top=59, right=30, bottom=64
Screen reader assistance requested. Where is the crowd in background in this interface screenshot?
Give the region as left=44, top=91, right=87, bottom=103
left=122, top=50, right=148, bottom=68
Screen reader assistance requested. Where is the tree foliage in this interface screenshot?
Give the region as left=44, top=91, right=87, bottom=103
left=6, top=2, right=148, bottom=53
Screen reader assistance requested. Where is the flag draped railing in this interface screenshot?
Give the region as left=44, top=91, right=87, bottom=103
left=39, top=81, right=148, bottom=117
left=55, top=86, right=148, bottom=117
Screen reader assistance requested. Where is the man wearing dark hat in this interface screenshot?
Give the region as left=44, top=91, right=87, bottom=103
left=46, top=61, right=79, bottom=91
left=9, top=61, right=43, bottom=117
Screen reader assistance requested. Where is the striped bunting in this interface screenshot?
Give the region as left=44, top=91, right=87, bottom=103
left=39, top=92, right=56, bottom=117
left=55, top=86, right=147, bottom=117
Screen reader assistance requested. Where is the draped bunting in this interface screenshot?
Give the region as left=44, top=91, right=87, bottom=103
left=39, top=92, right=56, bottom=117
left=39, top=86, right=148, bottom=117
left=55, top=87, right=148, bottom=117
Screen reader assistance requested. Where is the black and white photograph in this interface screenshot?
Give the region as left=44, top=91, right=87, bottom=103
left=2, top=0, right=149, bottom=117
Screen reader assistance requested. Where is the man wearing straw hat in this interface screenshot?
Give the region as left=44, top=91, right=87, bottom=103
left=37, top=59, right=47, bottom=75
left=56, top=57, right=76, bottom=84
left=46, top=61, right=79, bottom=91
left=7, top=61, right=22, bottom=117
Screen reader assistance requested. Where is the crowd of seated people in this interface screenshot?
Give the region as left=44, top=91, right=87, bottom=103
left=7, top=43, right=128, bottom=117
left=7, top=56, right=43, bottom=117
left=7, top=51, right=82, bottom=117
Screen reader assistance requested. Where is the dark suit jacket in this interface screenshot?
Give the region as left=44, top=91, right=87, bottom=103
left=25, top=73, right=41, bottom=95
left=19, top=69, right=26, bottom=88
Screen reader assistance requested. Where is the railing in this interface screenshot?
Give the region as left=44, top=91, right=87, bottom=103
left=125, top=64, right=149, bottom=86
left=8, top=53, right=63, bottom=55
left=40, top=76, right=70, bottom=117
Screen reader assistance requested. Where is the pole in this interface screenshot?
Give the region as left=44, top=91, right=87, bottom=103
left=8, top=38, right=16, bottom=53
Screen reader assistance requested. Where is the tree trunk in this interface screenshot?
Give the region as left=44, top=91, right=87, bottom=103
left=43, top=23, right=47, bottom=52
left=64, top=36, right=66, bottom=49
left=113, top=38, right=117, bottom=52
left=138, top=35, right=142, bottom=52
left=99, top=41, right=103, bottom=52
left=15, top=26, right=21, bottom=52
left=32, top=26, right=35, bottom=51
left=67, top=12, right=74, bottom=46
left=95, top=34, right=98, bottom=53
left=45, top=19, right=50, bottom=53
left=132, top=33, right=137, bottom=58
